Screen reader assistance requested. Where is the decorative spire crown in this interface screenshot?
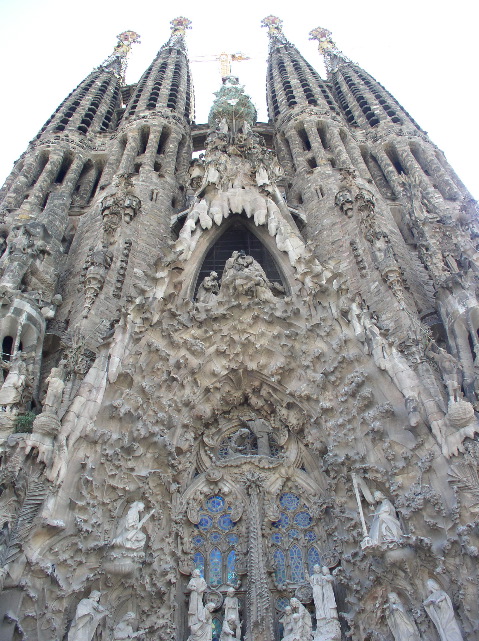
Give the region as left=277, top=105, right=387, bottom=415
left=261, top=16, right=287, bottom=44
left=208, top=76, right=257, bottom=130
left=309, top=26, right=350, bottom=72
left=100, top=30, right=141, bottom=83
left=168, top=16, right=192, bottom=44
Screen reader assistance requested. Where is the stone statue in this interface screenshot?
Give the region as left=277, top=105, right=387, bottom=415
left=306, top=565, right=340, bottom=641
left=223, top=587, right=241, bottom=639
left=113, top=612, right=147, bottom=640
left=188, top=601, right=215, bottom=641
left=187, top=569, right=208, bottom=628
left=220, top=251, right=276, bottom=302
left=307, top=565, right=338, bottom=621
left=42, top=363, right=65, bottom=415
left=197, top=271, right=219, bottom=304
left=369, top=491, right=403, bottom=546
left=423, top=579, right=463, bottom=641
left=111, top=501, right=153, bottom=552
left=0, top=351, right=28, bottom=413
left=219, top=615, right=238, bottom=641
left=427, top=346, right=463, bottom=402
left=290, top=597, right=312, bottom=641
left=67, top=591, right=108, bottom=641
left=280, top=605, right=294, bottom=641
left=385, top=593, right=421, bottom=641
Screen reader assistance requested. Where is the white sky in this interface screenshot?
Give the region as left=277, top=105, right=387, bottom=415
left=0, top=0, right=477, bottom=199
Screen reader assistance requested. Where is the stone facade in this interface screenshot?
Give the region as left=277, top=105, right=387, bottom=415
left=0, top=15, right=477, bottom=641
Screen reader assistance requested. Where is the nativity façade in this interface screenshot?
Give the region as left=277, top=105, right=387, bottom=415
left=0, top=15, right=477, bottom=641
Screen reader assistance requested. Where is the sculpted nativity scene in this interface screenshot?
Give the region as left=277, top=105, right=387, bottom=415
left=0, top=14, right=477, bottom=641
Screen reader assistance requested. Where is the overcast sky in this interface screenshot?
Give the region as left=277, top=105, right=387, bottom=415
left=0, top=0, right=477, bottom=199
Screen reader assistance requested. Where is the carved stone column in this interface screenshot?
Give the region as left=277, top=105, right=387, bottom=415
left=242, top=472, right=274, bottom=641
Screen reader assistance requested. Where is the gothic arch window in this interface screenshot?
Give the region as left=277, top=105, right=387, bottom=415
left=269, top=492, right=321, bottom=587
left=194, top=220, right=286, bottom=297
left=191, top=494, right=240, bottom=587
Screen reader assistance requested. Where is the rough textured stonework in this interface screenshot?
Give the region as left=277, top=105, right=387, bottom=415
left=0, top=14, right=478, bottom=641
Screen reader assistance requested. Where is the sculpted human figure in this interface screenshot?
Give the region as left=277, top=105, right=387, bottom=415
left=220, top=251, right=276, bottom=302
left=385, top=593, right=421, bottom=641
left=188, top=601, right=215, bottom=641
left=427, top=346, right=463, bottom=402
left=369, top=491, right=403, bottom=546
left=223, top=587, right=241, bottom=639
left=0, top=351, right=28, bottom=413
left=197, top=271, right=219, bottom=304
left=280, top=605, right=294, bottom=641
left=219, top=615, right=238, bottom=641
left=111, top=501, right=153, bottom=552
left=187, top=569, right=208, bottom=628
left=113, top=612, right=147, bottom=640
left=307, top=565, right=338, bottom=622
left=67, top=591, right=108, bottom=641
left=423, top=579, right=463, bottom=641
left=290, top=598, right=312, bottom=641
left=42, top=363, right=65, bottom=415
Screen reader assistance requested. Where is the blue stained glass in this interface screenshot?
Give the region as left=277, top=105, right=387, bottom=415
left=227, top=533, right=238, bottom=545
left=193, top=552, right=205, bottom=577
left=206, top=495, right=225, bottom=513
left=192, top=535, right=204, bottom=547
left=276, top=597, right=290, bottom=611
left=288, top=529, right=300, bottom=539
left=293, top=512, right=313, bottom=529
left=289, top=545, right=305, bottom=583
left=218, top=514, right=234, bottom=531
left=274, top=548, right=287, bottom=584
left=227, top=550, right=237, bottom=583
left=272, top=513, right=289, bottom=529
left=271, top=532, right=282, bottom=544
left=304, top=530, right=317, bottom=542
left=209, top=548, right=222, bottom=586
left=197, top=515, right=213, bottom=531
left=209, top=531, right=222, bottom=543
left=279, top=493, right=300, bottom=511
left=212, top=618, right=222, bottom=641
left=308, top=546, right=322, bottom=573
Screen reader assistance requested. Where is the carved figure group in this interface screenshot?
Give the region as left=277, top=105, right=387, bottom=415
left=219, top=251, right=277, bottom=302
left=306, top=566, right=340, bottom=641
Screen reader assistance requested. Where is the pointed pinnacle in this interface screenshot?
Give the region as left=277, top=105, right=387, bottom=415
left=261, top=16, right=286, bottom=41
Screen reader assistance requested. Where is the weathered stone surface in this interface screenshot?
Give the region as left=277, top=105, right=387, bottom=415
left=0, top=15, right=477, bottom=641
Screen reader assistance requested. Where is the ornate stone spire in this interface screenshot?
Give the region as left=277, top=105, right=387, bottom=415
left=309, top=26, right=350, bottom=73
left=100, top=31, right=141, bottom=83
left=167, top=16, right=192, bottom=48
left=261, top=15, right=288, bottom=44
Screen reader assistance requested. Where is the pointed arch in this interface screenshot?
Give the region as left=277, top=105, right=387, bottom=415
left=179, top=215, right=297, bottom=300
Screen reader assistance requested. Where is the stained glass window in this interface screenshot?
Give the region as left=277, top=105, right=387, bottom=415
left=269, top=492, right=318, bottom=585
left=210, top=548, right=222, bottom=586
left=280, top=493, right=300, bottom=511
left=192, top=494, right=239, bottom=587
left=294, top=512, right=312, bottom=528
left=274, top=549, right=287, bottom=584
left=289, top=545, right=305, bottom=583
left=308, top=546, right=321, bottom=573
left=227, top=550, right=237, bottom=583
left=206, top=495, right=225, bottom=513
left=193, top=552, right=205, bottom=577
